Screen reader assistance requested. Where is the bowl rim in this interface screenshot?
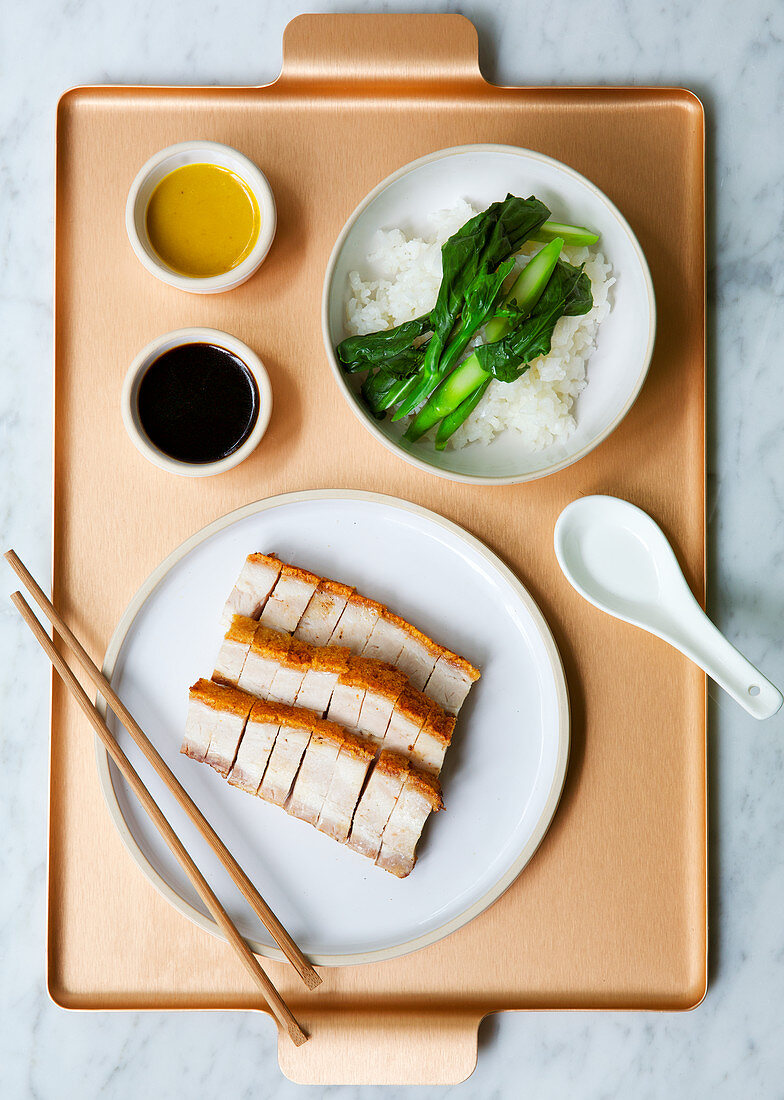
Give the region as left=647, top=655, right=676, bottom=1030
left=321, top=142, right=657, bottom=486
left=120, top=326, right=273, bottom=478
left=125, top=140, right=277, bottom=295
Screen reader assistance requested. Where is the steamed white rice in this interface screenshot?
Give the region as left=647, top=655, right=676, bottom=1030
left=345, top=202, right=614, bottom=450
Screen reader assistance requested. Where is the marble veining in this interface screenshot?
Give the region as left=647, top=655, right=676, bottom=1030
left=2, top=0, right=784, bottom=1096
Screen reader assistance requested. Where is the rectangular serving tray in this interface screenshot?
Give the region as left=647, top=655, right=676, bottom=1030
left=51, top=14, right=706, bottom=1086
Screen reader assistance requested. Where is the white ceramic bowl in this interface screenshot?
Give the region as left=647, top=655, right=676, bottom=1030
left=322, top=144, right=656, bottom=485
left=121, top=327, right=272, bottom=477
left=125, top=140, right=277, bottom=294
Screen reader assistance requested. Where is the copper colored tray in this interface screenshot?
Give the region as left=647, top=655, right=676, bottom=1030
left=51, top=13, right=706, bottom=1085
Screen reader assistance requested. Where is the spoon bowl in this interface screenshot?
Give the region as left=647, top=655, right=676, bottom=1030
left=554, top=495, right=782, bottom=720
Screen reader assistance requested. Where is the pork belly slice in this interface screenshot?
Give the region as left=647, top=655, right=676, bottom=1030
left=317, top=734, right=375, bottom=843
left=361, top=612, right=408, bottom=664
left=382, top=686, right=433, bottom=756
left=259, top=564, right=322, bottom=633
left=325, top=657, right=368, bottom=730
left=213, top=614, right=258, bottom=686
left=383, top=614, right=442, bottom=691
left=325, top=655, right=396, bottom=732
left=329, top=595, right=386, bottom=652
left=286, top=719, right=345, bottom=825
left=182, top=678, right=253, bottom=770
left=220, top=553, right=282, bottom=629
left=347, top=751, right=410, bottom=860
left=227, top=700, right=281, bottom=794
left=409, top=710, right=456, bottom=775
left=266, top=638, right=314, bottom=704
left=355, top=663, right=408, bottom=740
left=295, top=644, right=351, bottom=714
left=202, top=686, right=257, bottom=777
left=236, top=625, right=292, bottom=697
left=376, top=770, right=443, bottom=878
left=423, top=651, right=481, bottom=715
left=258, top=705, right=316, bottom=806
left=295, top=579, right=355, bottom=646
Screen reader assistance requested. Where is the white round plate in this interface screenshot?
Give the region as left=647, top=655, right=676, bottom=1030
left=323, top=144, right=656, bottom=484
left=97, top=490, right=569, bottom=965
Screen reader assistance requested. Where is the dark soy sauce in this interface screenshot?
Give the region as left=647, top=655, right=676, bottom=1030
left=138, top=343, right=259, bottom=464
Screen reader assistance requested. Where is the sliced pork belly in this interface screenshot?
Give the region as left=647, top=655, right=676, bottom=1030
left=213, top=614, right=257, bottom=686
left=317, top=734, right=375, bottom=842
left=295, top=645, right=351, bottom=714
left=410, top=710, right=456, bottom=775
left=376, top=770, right=443, bottom=878
left=260, top=564, right=321, bottom=633
left=347, top=751, right=409, bottom=860
left=325, top=657, right=400, bottom=732
left=382, top=687, right=433, bottom=756
left=329, top=595, right=386, bottom=652
left=423, top=651, right=480, bottom=715
left=326, top=657, right=369, bottom=730
left=220, top=553, right=282, bottom=628
left=266, top=638, right=314, bottom=704
left=384, top=614, right=442, bottom=691
left=287, top=720, right=345, bottom=825
left=361, top=613, right=408, bottom=664
left=295, top=579, right=355, bottom=646
left=356, top=664, right=407, bottom=740
left=228, top=700, right=281, bottom=794
left=182, top=679, right=253, bottom=769
left=258, top=705, right=315, bottom=806
left=236, top=625, right=292, bottom=697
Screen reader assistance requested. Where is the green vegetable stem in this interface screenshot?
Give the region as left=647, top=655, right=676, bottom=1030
left=533, top=220, right=600, bottom=247
left=434, top=379, right=491, bottom=450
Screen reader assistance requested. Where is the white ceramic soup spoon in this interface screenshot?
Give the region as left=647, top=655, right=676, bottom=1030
left=554, top=495, right=782, bottom=720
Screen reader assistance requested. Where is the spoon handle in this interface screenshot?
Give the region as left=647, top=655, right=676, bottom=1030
left=671, top=592, right=782, bottom=720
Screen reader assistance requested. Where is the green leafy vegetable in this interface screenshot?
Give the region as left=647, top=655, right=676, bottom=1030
left=335, top=197, right=598, bottom=448
left=361, top=368, right=409, bottom=418
left=489, top=236, right=565, bottom=332
left=337, top=315, right=431, bottom=372
left=475, top=260, right=592, bottom=381
left=405, top=238, right=565, bottom=443
left=407, top=259, right=592, bottom=443
left=402, top=256, right=515, bottom=402
left=390, top=194, right=550, bottom=419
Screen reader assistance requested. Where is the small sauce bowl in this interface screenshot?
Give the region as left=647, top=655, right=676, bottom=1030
left=121, top=327, right=272, bottom=477
left=125, top=141, right=276, bottom=294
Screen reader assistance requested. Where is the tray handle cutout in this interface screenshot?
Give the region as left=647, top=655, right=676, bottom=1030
left=279, top=14, right=484, bottom=88
left=277, top=1010, right=481, bottom=1086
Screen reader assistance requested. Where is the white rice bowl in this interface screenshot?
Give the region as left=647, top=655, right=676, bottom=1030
left=344, top=202, right=614, bottom=452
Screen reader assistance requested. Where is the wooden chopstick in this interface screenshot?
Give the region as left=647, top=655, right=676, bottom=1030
left=12, top=589, right=308, bottom=1047
left=5, top=549, right=320, bottom=993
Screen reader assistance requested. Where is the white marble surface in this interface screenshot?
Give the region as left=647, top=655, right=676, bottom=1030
left=2, top=0, right=783, bottom=1095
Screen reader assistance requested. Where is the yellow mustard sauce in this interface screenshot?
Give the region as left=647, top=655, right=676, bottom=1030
left=145, top=163, right=261, bottom=278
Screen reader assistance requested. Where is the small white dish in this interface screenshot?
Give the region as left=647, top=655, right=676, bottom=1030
left=125, top=140, right=276, bottom=294
left=121, top=327, right=272, bottom=478
left=554, top=495, right=783, bottom=720
left=322, top=144, right=656, bottom=485
left=96, top=490, right=569, bottom=965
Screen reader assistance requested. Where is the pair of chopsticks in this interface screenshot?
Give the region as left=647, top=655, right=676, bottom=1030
left=6, top=550, right=318, bottom=1047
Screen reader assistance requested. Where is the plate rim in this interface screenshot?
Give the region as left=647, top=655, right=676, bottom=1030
left=321, top=142, right=657, bottom=485
left=95, top=488, right=570, bottom=966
